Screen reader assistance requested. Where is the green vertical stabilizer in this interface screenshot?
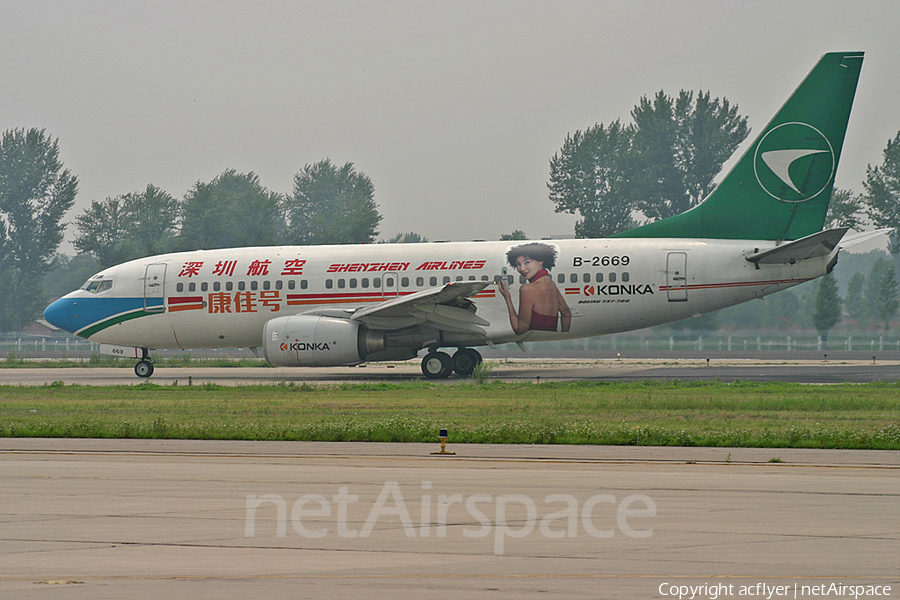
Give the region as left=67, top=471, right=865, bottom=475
left=614, top=52, right=863, bottom=241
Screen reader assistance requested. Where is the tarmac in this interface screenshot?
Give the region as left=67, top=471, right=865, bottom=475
left=1, top=355, right=900, bottom=385
left=1, top=439, right=898, bottom=599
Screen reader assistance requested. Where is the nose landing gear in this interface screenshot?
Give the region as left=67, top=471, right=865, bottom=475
left=134, top=349, right=154, bottom=378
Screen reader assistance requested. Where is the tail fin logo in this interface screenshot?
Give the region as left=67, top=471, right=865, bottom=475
left=753, top=122, right=835, bottom=203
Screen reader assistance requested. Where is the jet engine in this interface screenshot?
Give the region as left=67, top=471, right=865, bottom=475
left=263, top=315, right=384, bottom=367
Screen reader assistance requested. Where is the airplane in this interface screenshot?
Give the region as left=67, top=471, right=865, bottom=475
left=44, top=51, right=866, bottom=379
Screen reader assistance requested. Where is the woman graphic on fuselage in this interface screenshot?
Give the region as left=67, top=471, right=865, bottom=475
left=498, top=243, right=571, bottom=334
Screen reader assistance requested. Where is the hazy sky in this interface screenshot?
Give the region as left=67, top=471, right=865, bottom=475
left=3, top=1, right=898, bottom=248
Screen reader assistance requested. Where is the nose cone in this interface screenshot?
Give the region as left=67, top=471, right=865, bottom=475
left=43, top=296, right=78, bottom=334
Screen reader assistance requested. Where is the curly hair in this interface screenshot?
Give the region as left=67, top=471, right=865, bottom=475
left=505, top=242, right=558, bottom=270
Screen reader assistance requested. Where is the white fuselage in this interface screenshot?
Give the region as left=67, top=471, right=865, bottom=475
left=52, top=237, right=824, bottom=354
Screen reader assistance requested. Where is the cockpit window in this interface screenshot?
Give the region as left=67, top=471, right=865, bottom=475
left=83, top=279, right=113, bottom=293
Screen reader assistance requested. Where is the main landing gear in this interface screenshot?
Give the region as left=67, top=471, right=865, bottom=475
left=421, top=348, right=482, bottom=379
left=134, top=349, right=154, bottom=378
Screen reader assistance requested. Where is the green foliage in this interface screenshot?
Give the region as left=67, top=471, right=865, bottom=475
left=548, top=120, right=636, bottom=237
left=825, top=188, right=865, bottom=230
left=811, top=273, right=842, bottom=341
left=284, top=159, right=381, bottom=245
left=74, top=184, right=179, bottom=267
left=500, top=230, right=528, bottom=241
left=0, top=128, right=77, bottom=330
left=863, top=131, right=900, bottom=252
left=385, top=232, right=427, bottom=243
left=180, top=169, right=284, bottom=250
left=548, top=90, right=749, bottom=237
left=631, top=90, right=749, bottom=220
left=844, top=272, right=867, bottom=323
left=866, top=258, right=899, bottom=329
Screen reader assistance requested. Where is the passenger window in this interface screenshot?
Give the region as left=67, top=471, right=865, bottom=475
left=443, top=276, right=451, bottom=284
left=288, top=280, right=295, bottom=290
left=201, top=282, right=208, bottom=292
left=176, top=283, right=184, bottom=293
left=622, top=272, right=630, bottom=282
left=507, top=275, right=514, bottom=285
left=558, top=274, right=565, bottom=284
left=213, top=281, right=221, bottom=291
left=263, top=280, right=271, bottom=290
left=430, top=277, right=437, bottom=286
left=338, top=279, right=346, bottom=289
left=361, top=278, right=369, bottom=288
left=374, top=278, right=381, bottom=287
left=300, top=280, right=308, bottom=289
left=583, top=273, right=590, bottom=283
left=456, top=276, right=463, bottom=282
left=250, top=281, right=258, bottom=291
left=325, top=279, right=333, bottom=289
left=596, top=273, right=603, bottom=283
left=226, top=281, right=233, bottom=291
left=275, top=280, right=283, bottom=290
left=238, top=281, right=246, bottom=291
left=481, top=275, right=489, bottom=281
left=401, top=277, right=409, bottom=287
left=570, top=273, right=578, bottom=283
left=349, top=278, right=357, bottom=288
left=519, top=275, right=526, bottom=284
left=416, top=277, right=424, bottom=287
left=189, top=283, right=196, bottom=292
left=609, top=272, right=617, bottom=283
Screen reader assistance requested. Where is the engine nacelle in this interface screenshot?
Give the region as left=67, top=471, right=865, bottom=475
left=263, top=315, right=384, bottom=367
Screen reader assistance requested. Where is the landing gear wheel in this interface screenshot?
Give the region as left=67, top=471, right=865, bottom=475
left=452, top=348, right=483, bottom=377
left=134, top=360, right=154, bottom=378
left=421, top=351, right=453, bottom=379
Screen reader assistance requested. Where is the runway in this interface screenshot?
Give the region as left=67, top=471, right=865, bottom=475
left=2, top=356, right=900, bottom=385
left=1, top=439, right=897, bottom=599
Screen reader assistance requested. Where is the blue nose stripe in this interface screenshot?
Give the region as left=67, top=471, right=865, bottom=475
left=43, top=297, right=164, bottom=337
left=43, top=297, right=75, bottom=333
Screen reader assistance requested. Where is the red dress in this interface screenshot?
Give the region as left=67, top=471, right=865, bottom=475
left=526, top=269, right=558, bottom=331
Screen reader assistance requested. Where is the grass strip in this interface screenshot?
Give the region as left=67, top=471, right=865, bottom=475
left=1, top=380, right=898, bottom=449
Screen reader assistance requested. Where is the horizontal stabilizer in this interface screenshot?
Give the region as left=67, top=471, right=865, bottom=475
left=745, top=228, right=848, bottom=265
left=838, top=228, right=892, bottom=250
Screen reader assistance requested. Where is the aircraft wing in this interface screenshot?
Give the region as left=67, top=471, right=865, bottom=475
left=351, top=281, right=492, bottom=334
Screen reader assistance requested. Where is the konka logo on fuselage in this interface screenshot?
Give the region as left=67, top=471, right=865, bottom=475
left=280, top=342, right=331, bottom=352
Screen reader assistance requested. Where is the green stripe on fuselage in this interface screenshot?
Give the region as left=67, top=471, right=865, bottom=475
left=76, top=309, right=156, bottom=339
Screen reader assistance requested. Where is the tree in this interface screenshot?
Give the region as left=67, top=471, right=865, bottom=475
left=866, top=258, right=899, bottom=330
left=284, top=159, right=381, bottom=245
left=825, top=188, right=865, bottom=230
left=548, top=121, right=636, bottom=238
left=385, top=232, right=427, bottom=243
left=811, top=273, right=842, bottom=344
left=548, top=90, right=749, bottom=237
left=500, top=230, right=528, bottom=241
left=74, top=184, right=179, bottom=267
left=630, top=90, right=749, bottom=220
left=844, top=271, right=868, bottom=323
left=42, top=253, right=101, bottom=300
left=180, top=170, right=284, bottom=250
left=863, top=131, right=900, bottom=252
left=0, top=128, right=77, bottom=330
